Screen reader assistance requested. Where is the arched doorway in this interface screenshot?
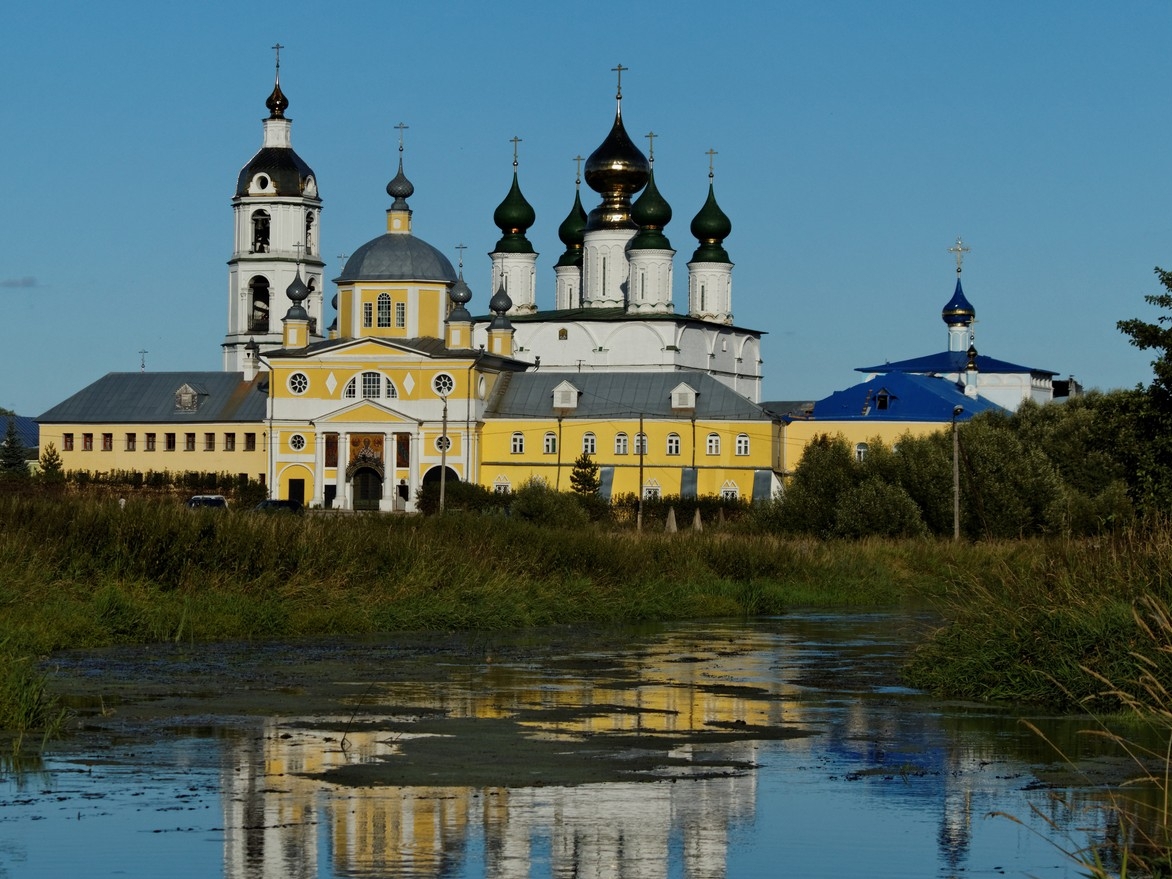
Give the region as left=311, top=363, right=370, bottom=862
left=352, top=468, right=382, bottom=511
left=422, top=466, right=460, bottom=487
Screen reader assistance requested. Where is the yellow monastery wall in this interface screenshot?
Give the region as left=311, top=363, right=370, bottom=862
left=779, top=419, right=949, bottom=474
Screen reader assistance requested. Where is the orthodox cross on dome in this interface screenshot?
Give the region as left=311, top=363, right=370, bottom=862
left=706, top=148, right=718, bottom=179
left=948, top=236, right=970, bottom=274
left=394, top=121, right=409, bottom=154
left=510, top=136, right=522, bottom=169
left=573, top=154, right=584, bottom=185
left=292, top=242, right=304, bottom=263
left=645, top=131, right=657, bottom=162
left=272, top=42, right=283, bottom=79
left=612, top=63, right=627, bottom=99
left=138, top=349, right=148, bottom=372
left=455, top=242, right=467, bottom=270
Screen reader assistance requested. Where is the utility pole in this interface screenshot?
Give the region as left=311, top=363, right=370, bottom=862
left=952, top=406, right=962, bottom=541
left=637, top=412, right=644, bottom=532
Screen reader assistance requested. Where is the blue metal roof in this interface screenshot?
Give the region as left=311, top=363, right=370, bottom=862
left=856, top=350, right=1057, bottom=377
left=809, top=371, right=1004, bottom=422
left=4, top=415, right=38, bottom=450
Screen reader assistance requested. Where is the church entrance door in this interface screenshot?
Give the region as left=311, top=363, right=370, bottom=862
left=353, top=468, right=382, bottom=511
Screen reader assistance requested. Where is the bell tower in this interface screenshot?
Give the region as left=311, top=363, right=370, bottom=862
left=224, top=46, right=324, bottom=372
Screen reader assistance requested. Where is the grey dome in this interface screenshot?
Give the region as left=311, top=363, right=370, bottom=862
left=336, top=234, right=458, bottom=283
left=235, top=148, right=316, bottom=198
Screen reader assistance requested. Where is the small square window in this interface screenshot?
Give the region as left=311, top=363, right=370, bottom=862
left=204, top=433, right=215, bottom=452
left=224, top=433, right=236, bottom=452
left=82, top=433, right=93, bottom=451
left=165, top=433, right=176, bottom=452
left=125, top=433, right=136, bottom=452
left=185, top=433, right=196, bottom=452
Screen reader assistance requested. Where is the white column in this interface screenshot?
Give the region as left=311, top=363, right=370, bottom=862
left=405, top=431, right=420, bottom=513
left=311, top=430, right=325, bottom=508
left=337, top=431, right=349, bottom=510
left=379, top=432, right=395, bottom=511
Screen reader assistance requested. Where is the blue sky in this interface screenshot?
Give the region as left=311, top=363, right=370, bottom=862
left=2, top=1, right=1168, bottom=416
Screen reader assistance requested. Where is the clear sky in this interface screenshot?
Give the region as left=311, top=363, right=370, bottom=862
left=3, top=1, right=1169, bottom=416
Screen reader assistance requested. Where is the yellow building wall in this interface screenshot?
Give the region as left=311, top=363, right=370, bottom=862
left=268, top=358, right=482, bottom=406
left=41, top=422, right=267, bottom=479
left=334, top=282, right=448, bottom=341
left=479, top=417, right=775, bottom=499
left=779, top=419, right=949, bottom=474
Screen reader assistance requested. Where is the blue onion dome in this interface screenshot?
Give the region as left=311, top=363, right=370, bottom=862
left=488, top=283, right=513, bottom=329
left=386, top=157, right=414, bottom=211
left=556, top=187, right=588, bottom=268
left=284, top=269, right=309, bottom=320
left=942, top=277, right=976, bottom=325
left=492, top=169, right=536, bottom=254
left=630, top=165, right=672, bottom=251
left=584, top=96, right=649, bottom=231
left=690, top=180, right=732, bottom=263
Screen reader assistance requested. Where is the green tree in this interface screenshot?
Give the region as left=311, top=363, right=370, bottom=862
left=774, top=434, right=858, bottom=536
left=569, top=452, right=600, bottom=495
left=0, top=418, right=29, bottom=479
left=38, top=441, right=64, bottom=482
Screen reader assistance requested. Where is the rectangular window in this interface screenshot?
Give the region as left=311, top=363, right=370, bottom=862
left=494, top=483, right=510, bottom=495
left=543, top=433, right=557, bottom=455
left=204, top=432, right=215, bottom=452
left=224, top=433, right=235, bottom=452
left=165, top=433, right=176, bottom=452
left=634, top=433, right=647, bottom=456
left=615, top=434, right=628, bottom=456
left=63, top=433, right=74, bottom=451
left=325, top=434, right=338, bottom=468
left=101, top=433, right=113, bottom=452
left=184, top=433, right=196, bottom=452
left=706, top=434, right=721, bottom=456
left=667, top=434, right=681, bottom=456
left=643, top=486, right=661, bottom=500
left=377, top=295, right=391, bottom=328
left=363, top=302, right=373, bottom=328
left=244, top=433, right=256, bottom=452
left=395, top=302, right=406, bottom=328
left=511, top=433, right=525, bottom=454
left=736, top=434, right=750, bottom=456
left=145, top=433, right=156, bottom=452
left=125, top=433, right=136, bottom=452
left=582, top=433, right=596, bottom=455
left=82, top=433, right=93, bottom=451
left=721, top=487, right=739, bottom=501
left=362, top=372, right=381, bottom=398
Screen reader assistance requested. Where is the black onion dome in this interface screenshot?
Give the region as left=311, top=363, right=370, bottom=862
left=386, top=159, right=414, bottom=211
left=690, top=183, right=732, bottom=263
left=630, top=167, right=672, bottom=251
left=584, top=105, right=649, bottom=231
left=448, top=273, right=473, bottom=322
left=556, top=188, right=588, bottom=268
left=337, top=234, right=457, bottom=284
left=265, top=80, right=289, bottom=118
left=492, top=171, right=536, bottom=254
left=488, top=283, right=513, bottom=330
left=284, top=270, right=309, bottom=320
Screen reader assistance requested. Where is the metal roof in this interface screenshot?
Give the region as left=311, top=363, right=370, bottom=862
left=810, top=371, right=1004, bottom=422
left=4, top=415, right=38, bottom=450
left=471, top=306, right=766, bottom=337
left=486, top=370, right=770, bottom=421
left=38, top=373, right=268, bottom=424
left=856, top=350, right=1057, bottom=377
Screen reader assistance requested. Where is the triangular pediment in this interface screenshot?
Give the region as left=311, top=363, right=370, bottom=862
left=670, top=382, right=697, bottom=410
left=316, top=399, right=413, bottom=424
left=552, top=380, right=580, bottom=410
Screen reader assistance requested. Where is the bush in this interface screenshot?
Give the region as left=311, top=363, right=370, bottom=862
left=510, top=479, right=589, bottom=528
left=833, top=478, right=928, bottom=538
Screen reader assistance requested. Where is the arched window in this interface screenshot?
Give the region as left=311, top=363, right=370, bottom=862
left=544, top=432, right=557, bottom=455
left=377, top=293, right=392, bottom=328
left=343, top=378, right=356, bottom=398
left=721, top=482, right=739, bottom=500
left=511, top=432, right=525, bottom=454
left=248, top=277, right=270, bottom=332
left=250, top=210, right=270, bottom=253
left=666, top=433, right=681, bottom=456
left=855, top=442, right=869, bottom=462
left=736, top=434, right=750, bottom=456
left=305, top=212, right=315, bottom=255
left=362, top=372, right=381, bottom=398
left=582, top=432, right=596, bottom=455
left=615, top=433, right=628, bottom=455
left=634, top=433, right=647, bottom=456
left=706, top=433, right=721, bottom=456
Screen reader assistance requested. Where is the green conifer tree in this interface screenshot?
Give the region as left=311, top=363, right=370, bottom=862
left=569, top=452, right=601, bottom=495
left=0, top=418, right=29, bottom=478
left=39, top=441, right=64, bottom=482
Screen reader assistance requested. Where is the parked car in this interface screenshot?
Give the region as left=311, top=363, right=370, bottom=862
left=253, top=499, right=303, bottom=513
left=186, top=495, right=228, bottom=510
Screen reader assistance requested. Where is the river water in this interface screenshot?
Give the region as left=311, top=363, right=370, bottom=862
left=0, top=612, right=1141, bottom=878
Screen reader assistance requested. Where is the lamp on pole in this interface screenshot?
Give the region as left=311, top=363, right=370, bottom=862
left=952, top=405, right=963, bottom=541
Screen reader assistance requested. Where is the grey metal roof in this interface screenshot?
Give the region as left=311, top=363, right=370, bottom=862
left=336, top=234, right=458, bottom=284
left=473, top=306, right=767, bottom=336
left=264, top=336, right=532, bottom=372
left=38, top=373, right=268, bottom=424
left=486, top=371, right=771, bottom=421
left=235, top=147, right=317, bottom=198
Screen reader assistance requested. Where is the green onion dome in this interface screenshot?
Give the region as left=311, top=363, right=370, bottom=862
left=492, top=170, right=536, bottom=254
left=690, top=181, right=732, bottom=263
left=629, top=166, right=672, bottom=251
left=556, top=187, right=588, bottom=268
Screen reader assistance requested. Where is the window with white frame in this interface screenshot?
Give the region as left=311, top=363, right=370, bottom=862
left=721, top=484, right=739, bottom=501
left=494, top=479, right=510, bottom=494
left=290, top=434, right=306, bottom=451
left=511, top=432, right=525, bottom=454
left=362, top=302, right=373, bottom=328
left=362, top=372, right=381, bottom=398
left=855, top=442, right=868, bottom=462
left=344, top=378, right=357, bottom=398
left=666, top=433, right=681, bottom=456
left=582, top=432, right=596, bottom=455
left=377, top=293, right=391, bottom=328
left=544, top=432, right=557, bottom=454
left=288, top=372, right=309, bottom=395
left=395, top=302, right=406, bottom=328
left=643, top=483, right=661, bottom=499
left=706, top=433, right=721, bottom=455
left=615, top=433, right=628, bottom=455
left=735, top=433, right=750, bottom=456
